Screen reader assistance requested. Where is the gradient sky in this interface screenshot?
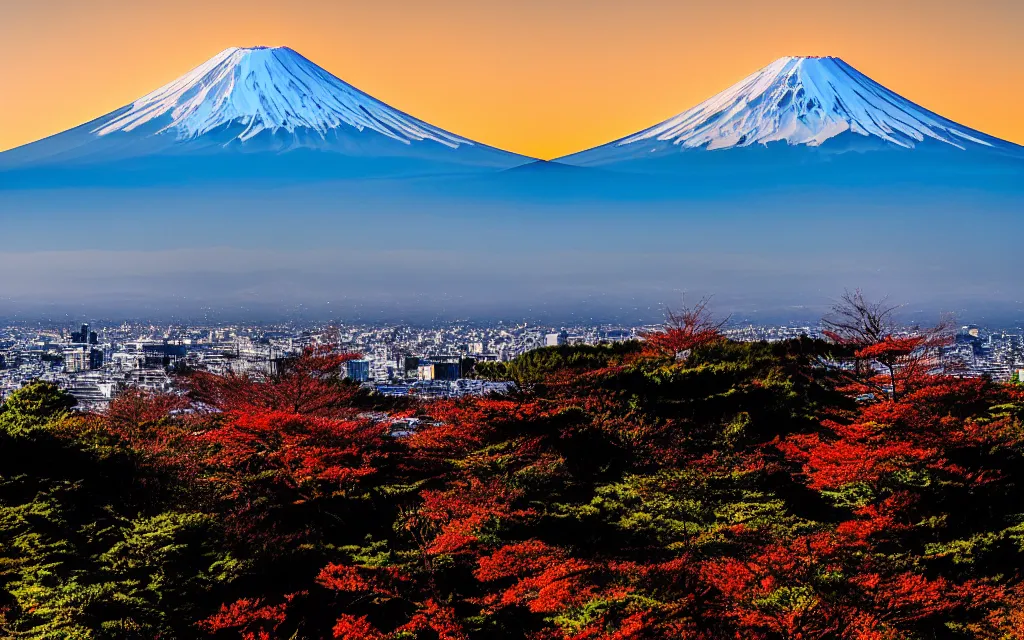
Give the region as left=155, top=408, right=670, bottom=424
left=1, top=0, right=1022, bottom=159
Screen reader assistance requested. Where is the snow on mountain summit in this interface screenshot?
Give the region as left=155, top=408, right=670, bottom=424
left=94, top=46, right=471, bottom=148
left=0, top=46, right=529, bottom=174
left=560, top=56, right=1021, bottom=167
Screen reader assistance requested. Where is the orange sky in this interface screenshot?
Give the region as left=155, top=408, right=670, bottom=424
left=1, top=0, right=1022, bottom=159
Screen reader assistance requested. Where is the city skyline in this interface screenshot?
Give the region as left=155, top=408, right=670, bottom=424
left=4, top=316, right=1020, bottom=411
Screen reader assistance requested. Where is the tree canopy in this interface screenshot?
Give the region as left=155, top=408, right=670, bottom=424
left=2, top=326, right=1024, bottom=639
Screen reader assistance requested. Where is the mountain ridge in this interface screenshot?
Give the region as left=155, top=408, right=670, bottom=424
left=3, top=51, right=1022, bottom=186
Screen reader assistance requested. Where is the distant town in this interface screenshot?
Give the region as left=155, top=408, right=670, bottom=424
left=1, top=319, right=1021, bottom=411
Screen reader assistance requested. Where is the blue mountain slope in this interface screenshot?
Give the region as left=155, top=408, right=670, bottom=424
left=0, top=46, right=532, bottom=187
left=557, top=56, right=1024, bottom=171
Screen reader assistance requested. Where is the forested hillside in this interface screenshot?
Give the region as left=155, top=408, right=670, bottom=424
left=3, top=300, right=1024, bottom=639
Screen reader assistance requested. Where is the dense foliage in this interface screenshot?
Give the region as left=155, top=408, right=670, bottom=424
left=3, top=319, right=1024, bottom=639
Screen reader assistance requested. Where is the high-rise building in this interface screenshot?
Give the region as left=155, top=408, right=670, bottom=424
left=64, top=347, right=103, bottom=373
left=344, top=359, right=371, bottom=383
left=65, top=348, right=89, bottom=373
left=70, top=323, right=90, bottom=344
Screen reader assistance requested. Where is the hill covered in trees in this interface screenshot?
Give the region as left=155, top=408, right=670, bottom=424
left=3, top=299, right=1024, bottom=639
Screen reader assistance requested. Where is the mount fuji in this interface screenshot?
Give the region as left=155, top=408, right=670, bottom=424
left=557, top=56, right=1024, bottom=171
left=0, top=46, right=531, bottom=186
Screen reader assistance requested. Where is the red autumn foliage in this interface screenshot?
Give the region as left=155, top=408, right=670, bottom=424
left=332, top=614, right=385, bottom=640
left=103, top=387, right=190, bottom=436
left=188, top=345, right=362, bottom=417
left=416, top=479, right=534, bottom=555
left=200, top=597, right=289, bottom=640
left=50, top=301, right=1024, bottom=640
left=408, top=397, right=549, bottom=456
left=199, top=409, right=381, bottom=497
left=642, top=296, right=726, bottom=359
left=821, top=289, right=952, bottom=401
left=397, top=600, right=469, bottom=640
left=318, top=563, right=406, bottom=599
left=475, top=540, right=599, bottom=613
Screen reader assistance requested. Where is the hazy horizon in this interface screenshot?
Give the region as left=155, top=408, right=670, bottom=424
left=2, top=173, right=1021, bottom=325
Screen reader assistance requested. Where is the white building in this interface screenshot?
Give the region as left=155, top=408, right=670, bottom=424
left=545, top=332, right=566, bottom=347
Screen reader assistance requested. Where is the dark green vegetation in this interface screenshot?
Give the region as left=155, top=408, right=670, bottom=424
left=3, top=321, right=1024, bottom=639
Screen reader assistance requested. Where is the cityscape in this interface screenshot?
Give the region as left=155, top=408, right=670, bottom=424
left=2, top=317, right=1021, bottom=411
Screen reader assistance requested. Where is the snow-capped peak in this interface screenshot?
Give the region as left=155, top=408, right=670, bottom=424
left=562, top=56, right=1013, bottom=165
left=93, top=46, right=473, bottom=148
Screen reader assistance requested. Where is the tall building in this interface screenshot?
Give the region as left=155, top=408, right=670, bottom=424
left=344, top=359, right=371, bottom=383
left=70, top=323, right=91, bottom=344
left=64, top=347, right=103, bottom=373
